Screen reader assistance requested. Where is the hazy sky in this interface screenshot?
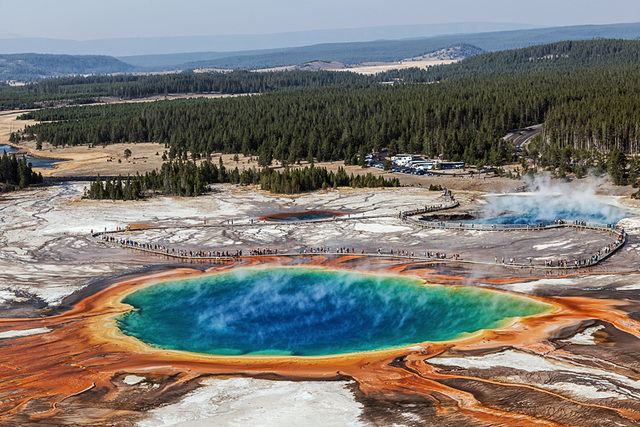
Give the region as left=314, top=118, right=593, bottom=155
left=1, top=0, right=639, bottom=39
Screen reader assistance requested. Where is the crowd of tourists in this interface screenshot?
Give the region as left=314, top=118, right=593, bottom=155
left=249, top=248, right=278, bottom=255
left=99, top=234, right=243, bottom=258
left=423, top=251, right=460, bottom=259
left=503, top=228, right=625, bottom=268
left=299, top=247, right=331, bottom=254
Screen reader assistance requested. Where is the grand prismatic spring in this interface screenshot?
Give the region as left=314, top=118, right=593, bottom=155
left=117, top=267, right=552, bottom=356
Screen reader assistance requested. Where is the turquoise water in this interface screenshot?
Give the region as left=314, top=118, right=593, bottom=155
left=471, top=194, right=626, bottom=225
left=117, top=268, right=552, bottom=356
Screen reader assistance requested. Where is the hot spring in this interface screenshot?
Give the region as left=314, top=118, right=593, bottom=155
left=260, top=210, right=345, bottom=222
left=117, top=268, right=552, bottom=356
left=471, top=193, right=627, bottom=225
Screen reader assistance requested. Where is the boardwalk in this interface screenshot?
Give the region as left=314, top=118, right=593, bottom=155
left=90, top=196, right=626, bottom=270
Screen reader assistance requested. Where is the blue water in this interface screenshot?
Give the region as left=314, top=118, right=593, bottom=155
left=117, top=268, right=551, bottom=356
left=471, top=194, right=626, bottom=225
left=0, top=144, right=63, bottom=170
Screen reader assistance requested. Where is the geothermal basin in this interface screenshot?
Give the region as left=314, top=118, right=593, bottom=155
left=117, top=267, right=552, bottom=356
left=2, top=183, right=640, bottom=426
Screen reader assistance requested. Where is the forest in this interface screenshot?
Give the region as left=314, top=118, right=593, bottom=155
left=15, top=65, right=640, bottom=168
left=0, top=71, right=370, bottom=110
left=84, top=160, right=399, bottom=199
left=0, top=152, right=43, bottom=192
left=416, top=39, right=640, bottom=80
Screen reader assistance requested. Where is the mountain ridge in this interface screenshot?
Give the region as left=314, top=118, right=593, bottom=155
left=3, top=22, right=640, bottom=81
left=0, top=22, right=536, bottom=56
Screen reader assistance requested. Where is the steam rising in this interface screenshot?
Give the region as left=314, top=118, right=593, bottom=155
left=476, top=175, right=626, bottom=225
left=118, top=268, right=550, bottom=356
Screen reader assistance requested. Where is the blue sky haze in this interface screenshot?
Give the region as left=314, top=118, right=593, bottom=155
left=0, top=0, right=638, bottom=40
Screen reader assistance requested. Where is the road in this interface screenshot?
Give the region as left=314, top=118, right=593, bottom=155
left=0, top=109, right=34, bottom=117
left=504, top=123, right=542, bottom=152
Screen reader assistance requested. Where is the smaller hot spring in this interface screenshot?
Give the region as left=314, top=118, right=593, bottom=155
left=117, top=268, right=552, bottom=357
left=471, top=193, right=627, bottom=225
left=260, top=210, right=346, bottom=222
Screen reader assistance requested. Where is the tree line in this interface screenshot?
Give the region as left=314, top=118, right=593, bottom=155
left=84, top=159, right=399, bottom=199
left=0, top=70, right=370, bottom=110
left=16, top=65, right=640, bottom=169
left=418, top=39, right=640, bottom=81
left=0, top=152, right=43, bottom=192
left=258, top=166, right=398, bottom=194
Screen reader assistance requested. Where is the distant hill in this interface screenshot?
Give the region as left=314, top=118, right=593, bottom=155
left=409, top=44, right=483, bottom=61
left=178, top=40, right=483, bottom=71
left=424, top=39, right=640, bottom=79
left=117, top=49, right=283, bottom=69
left=4, top=22, right=640, bottom=82
left=159, top=22, right=640, bottom=71
left=0, top=22, right=536, bottom=56
left=0, top=41, right=484, bottom=82
left=279, top=44, right=484, bottom=72
left=117, top=42, right=486, bottom=71
left=440, top=22, right=640, bottom=52
left=0, top=53, right=135, bottom=81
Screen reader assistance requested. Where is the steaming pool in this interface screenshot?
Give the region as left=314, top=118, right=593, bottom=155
left=117, top=268, right=552, bottom=356
left=259, top=210, right=346, bottom=222
left=470, top=193, right=627, bottom=225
